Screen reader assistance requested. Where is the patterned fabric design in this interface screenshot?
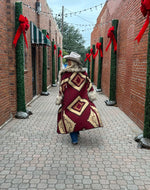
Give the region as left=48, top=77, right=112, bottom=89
left=62, top=83, right=67, bottom=92
left=58, top=119, right=65, bottom=134
left=63, top=111, right=76, bottom=133
left=91, top=106, right=103, bottom=127
left=87, top=106, right=102, bottom=128
left=57, top=71, right=103, bottom=134
left=87, top=110, right=99, bottom=128
left=67, top=96, right=89, bottom=116
left=87, top=77, right=92, bottom=92
left=68, top=72, right=86, bottom=91
left=60, top=78, right=68, bottom=93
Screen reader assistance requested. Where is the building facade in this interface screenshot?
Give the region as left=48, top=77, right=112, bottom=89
left=91, top=0, right=148, bottom=130
left=0, top=0, right=62, bottom=126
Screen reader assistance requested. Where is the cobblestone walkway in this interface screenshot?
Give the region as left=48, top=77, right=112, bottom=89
left=0, top=86, right=150, bottom=190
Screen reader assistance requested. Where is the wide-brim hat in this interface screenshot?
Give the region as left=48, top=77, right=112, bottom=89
left=63, top=52, right=82, bottom=64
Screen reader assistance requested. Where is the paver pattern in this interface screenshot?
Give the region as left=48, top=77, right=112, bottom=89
left=0, top=86, right=150, bottom=190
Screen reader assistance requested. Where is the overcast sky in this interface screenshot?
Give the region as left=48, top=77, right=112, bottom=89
left=46, top=0, right=106, bottom=48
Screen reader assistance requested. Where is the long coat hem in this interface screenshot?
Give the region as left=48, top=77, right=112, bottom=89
left=56, top=66, right=103, bottom=134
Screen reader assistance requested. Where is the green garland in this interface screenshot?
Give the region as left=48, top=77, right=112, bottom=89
left=15, top=2, right=26, bottom=112
left=109, top=20, right=118, bottom=102
left=42, top=30, right=47, bottom=92
left=52, top=40, right=56, bottom=85
left=97, top=37, right=103, bottom=90
left=58, top=47, right=61, bottom=80
left=87, top=50, right=90, bottom=78
left=144, top=25, right=150, bottom=139
left=91, top=44, right=95, bottom=83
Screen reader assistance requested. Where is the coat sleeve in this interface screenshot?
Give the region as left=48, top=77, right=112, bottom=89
left=55, top=87, right=63, bottom=105
left=55, top=75, right=64, bottom=105
left=55, top=72, right=69, bottom=105
left=86, top=73, right=97, bottom=102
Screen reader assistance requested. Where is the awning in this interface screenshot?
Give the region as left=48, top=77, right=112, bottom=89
left=30, top=21, right=51, bottom=46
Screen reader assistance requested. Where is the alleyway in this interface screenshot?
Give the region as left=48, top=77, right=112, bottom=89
left=0, top=86, right=150, bottom=190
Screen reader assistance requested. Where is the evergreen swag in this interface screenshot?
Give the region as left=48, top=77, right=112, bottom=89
left=84, top=51, right=91, bottom=77
left=91, top=45, right=95, bottom=83
left=58, top=47, right=61, bottom=80
left=15, top=2, right=28, bottom=118
left=109, top=20, right=118, bottom=102
left=105, top=19, right=118, bottom=106
left=144, top=24, right=150, bottom=139
left=52, top=41, right=56, bottom=86
left=87, top=50, right=90, bottom=78
left=97, top=37, right=103, bottom=91
left=134, top=0, right=150, bottom=148
left=41, top=30, right=49, bottom=95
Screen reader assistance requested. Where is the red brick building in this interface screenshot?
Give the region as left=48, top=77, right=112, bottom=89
left=0, top=0, right=62, bottom=126
left=91, top=0, right=148, bottom=129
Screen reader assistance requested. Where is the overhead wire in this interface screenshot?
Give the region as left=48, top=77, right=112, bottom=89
left=64, top=8, right=95, bottom=24
left=22, top=2, right=108, bottom=32
left=55, top=3, right=104, bottom=18
left=22, top=1, right=111, bottom=46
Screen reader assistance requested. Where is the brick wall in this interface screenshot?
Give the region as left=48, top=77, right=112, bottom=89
left=0, top=0, right=14, bottom=125
left=91, top=0, right=147, bottom=129
left=0, top=0, right=62, bottom=126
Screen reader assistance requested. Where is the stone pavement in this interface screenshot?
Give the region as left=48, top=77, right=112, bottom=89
left=0, top=86, right=150, bottom=190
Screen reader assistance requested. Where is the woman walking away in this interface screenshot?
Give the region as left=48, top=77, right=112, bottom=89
left=56, top=52, right=103, bottom=145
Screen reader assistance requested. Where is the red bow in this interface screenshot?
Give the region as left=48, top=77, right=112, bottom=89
left=135, top=0, right=150, bottom=43
left=54, top=44, right=57, bottom=53
left=89, top=48, right=96, bottom=59
left=46, top=34, right=50, bottom=39
left=105, top=26, right=117, bottom=52
left=13, top=15, right=29, bottom=48
left=90, top=48, right=94, bottom=55
left=93, top=42, right=103, bottom=59
left=84, top=53, right=91, bottom=62
left=58, top=49, right=63, bottom=57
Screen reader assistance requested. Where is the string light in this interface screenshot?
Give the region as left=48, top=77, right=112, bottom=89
left=66, top=20, right=112, bottom=33
left=22, top=3, right=61, bottom=34
left=23, top=3, right=37, bottom=13
left=22, top=2, right=112, bottom=46
left=22, top=2, right=107, bottom=28
left=55, top=3, right=104, bottom=18
left=65, top=7, right=94, bottom=24
left=23, top=2, right=55, bottom=18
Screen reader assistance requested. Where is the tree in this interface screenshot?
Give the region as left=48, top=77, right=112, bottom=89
left=55, top=18, right=87, bottom=63
left=62, top=49, right=68, bottom=64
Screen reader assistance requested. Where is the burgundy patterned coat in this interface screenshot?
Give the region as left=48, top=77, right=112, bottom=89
left=56, top=66, right=103, bottom=134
